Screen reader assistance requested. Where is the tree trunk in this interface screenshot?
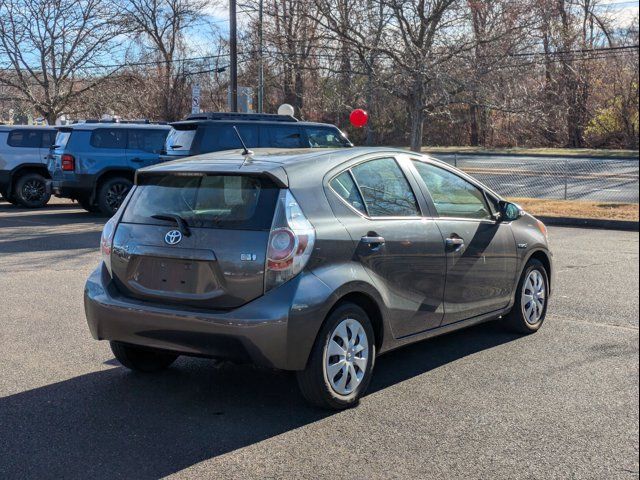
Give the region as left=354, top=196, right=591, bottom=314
left=409, top=104, right=424, bottom=152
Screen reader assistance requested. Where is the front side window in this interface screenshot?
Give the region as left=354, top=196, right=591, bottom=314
left=305, top=127, right=349, bottom=148
left=128, top=129, right=167, bottom=153
left=261, top=125, right=302, bottom=148
left=90, top=129, right=126, bottom=149
left=330, top=171, right=366, bottom=214
left=412, top=161, right=491, bottom=220
left=7, top=130, right=41, bottom=148
left=351, top=158, right=420, bottom=217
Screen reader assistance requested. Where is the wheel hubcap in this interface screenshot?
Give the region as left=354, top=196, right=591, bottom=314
left=23, top=180, right=45, bottom=202
left=522, top=269, right=546, bottom=325
left=324, top=318, right=369, bottom=396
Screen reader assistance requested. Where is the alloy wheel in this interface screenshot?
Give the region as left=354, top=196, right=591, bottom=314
left=105, top=182, right=130, bottom=212
left=22, top=179, right=46, bottom=202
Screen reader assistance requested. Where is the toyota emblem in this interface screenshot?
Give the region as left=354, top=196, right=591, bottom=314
left=164, top=230, right=183, bottom=245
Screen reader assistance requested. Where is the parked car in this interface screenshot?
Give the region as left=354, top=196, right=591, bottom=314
left=47, top=122, right=171, bottom=215
left=0, top=125, right=56, bottom=208
left=84, top=147, right=553, bottom=410
left=162, top=112, right=352, bottom=160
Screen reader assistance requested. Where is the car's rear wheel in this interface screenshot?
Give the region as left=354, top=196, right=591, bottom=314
left=504, top=258, right=549, bottom=334
left=13, top=173, right=51, bottom=208
left=297, top=302, right=375, bottom=410
left=110, top=341, right=178, bottom=372
left=97, top=177, right=132, bottom=216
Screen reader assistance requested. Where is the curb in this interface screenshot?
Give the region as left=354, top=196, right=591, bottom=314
left=424, top=151, right=639, bottom=161
left=538, top=216, right=639, bottom=231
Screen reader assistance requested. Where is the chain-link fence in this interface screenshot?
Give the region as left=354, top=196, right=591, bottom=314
left=432, top=154, right=640, bottom=204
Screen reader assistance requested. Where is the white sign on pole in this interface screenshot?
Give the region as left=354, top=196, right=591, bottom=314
left=191, top=85, right=201, bottom=114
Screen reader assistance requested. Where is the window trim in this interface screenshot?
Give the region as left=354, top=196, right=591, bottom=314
left=328, top=156, right=424, bottom=220
left=408, top=157, right=503, bottom=224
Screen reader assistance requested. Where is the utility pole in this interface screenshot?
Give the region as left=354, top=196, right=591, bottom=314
left=229, top=0, right=238, bottom=112
left=258, top=0, right=264, bottom=113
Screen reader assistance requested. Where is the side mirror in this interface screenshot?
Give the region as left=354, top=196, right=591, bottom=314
left=499, top=201, right=523, bottom=222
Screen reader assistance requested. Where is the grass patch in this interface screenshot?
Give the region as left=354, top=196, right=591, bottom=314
left=421, top=146, right=639, bottom=159
left=509, top=197, right=639, bottom=221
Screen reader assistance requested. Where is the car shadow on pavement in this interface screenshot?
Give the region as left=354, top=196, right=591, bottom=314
left=0, top=322, right=520, bottom=479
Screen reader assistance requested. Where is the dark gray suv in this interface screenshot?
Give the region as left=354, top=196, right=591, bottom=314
left=85, top=147, right=553, bottom=409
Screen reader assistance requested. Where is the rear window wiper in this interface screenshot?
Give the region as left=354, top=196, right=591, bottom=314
left=151, top=213, right=192, bottom=237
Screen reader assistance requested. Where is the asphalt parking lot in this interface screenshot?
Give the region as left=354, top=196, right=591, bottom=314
left=0, top=198, right=638, bottom=480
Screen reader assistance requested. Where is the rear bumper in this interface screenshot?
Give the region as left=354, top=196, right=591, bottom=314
left=84, top=264, right=336, bottom=370
left=48, top=174, right=96, bottom=199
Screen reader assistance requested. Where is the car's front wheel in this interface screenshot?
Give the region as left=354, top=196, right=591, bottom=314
left=110, top=341, right=178, bottom=372
left=297, top=303, right=376, bottom=410
left=504, top=258, right=549, bottom=333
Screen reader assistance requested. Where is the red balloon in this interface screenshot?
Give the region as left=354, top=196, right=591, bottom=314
left=349, top=109, right=368, bottom=128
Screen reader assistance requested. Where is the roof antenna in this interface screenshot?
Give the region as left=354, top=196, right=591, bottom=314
left=233, top=126, right=253, bottom=156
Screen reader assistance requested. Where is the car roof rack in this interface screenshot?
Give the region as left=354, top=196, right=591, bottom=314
left=185, top=112, right=298, bottom=122
left=73, top=119, right=167, bottom=125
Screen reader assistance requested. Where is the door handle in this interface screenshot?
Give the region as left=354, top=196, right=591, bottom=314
left=361, top=235, right=385, bottom=247
left=130, top=157, right=143, bottom=163
left=445, top=236, right=465, bottom=251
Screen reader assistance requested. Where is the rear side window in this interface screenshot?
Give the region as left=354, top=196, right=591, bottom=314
left=412, top=161, right=491, bottom=220
left=351, top=158, right=420, bottom=217
left=128, top=129, right=167, bottom=153
left=261, top=125, right=302, bottom=148
left=41, top=131, right=56, bottom=148
left=198, top=125, right=259, bottom=152
left=122, top=175, right=280, bottom=230
left=90, top=129, right=126, bottom=149
left=329, top=171, right=366, bottom=214
left=305, top=127, right=348, bottom=148
left=7, top=130, right=41, bottom=148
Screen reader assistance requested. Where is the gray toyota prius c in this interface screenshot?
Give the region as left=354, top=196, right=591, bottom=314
left=84, top=147, right=553, bottom=410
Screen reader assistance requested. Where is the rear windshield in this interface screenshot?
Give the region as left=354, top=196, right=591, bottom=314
left=165, top=127, right=196, bottom=153
left=54, top=130, right=72, bottom=149
left=122, top=174, right=279, bottom=230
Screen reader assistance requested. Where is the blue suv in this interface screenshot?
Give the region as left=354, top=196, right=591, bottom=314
left=48, top=123, right=170, bottom=215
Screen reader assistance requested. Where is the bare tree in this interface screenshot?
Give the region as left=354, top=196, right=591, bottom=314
left=119, top=0, right=207, bottom=121
left=0, top=0, right=121, bottom=123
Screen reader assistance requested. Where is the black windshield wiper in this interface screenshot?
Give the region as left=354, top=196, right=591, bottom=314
left=151, top=213, right=192, bottom=237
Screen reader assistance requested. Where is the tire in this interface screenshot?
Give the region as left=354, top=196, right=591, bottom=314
left=110, top=341, right=178, bottom=373
left=97, top=177, right=132, bottom=216
left=296, top=302, right=376, bottom=410
left=77, top=196, right=100, bottom=213
left=504, top=259, right=549, bottom=334
left=13, top=173, right=51, bottom=208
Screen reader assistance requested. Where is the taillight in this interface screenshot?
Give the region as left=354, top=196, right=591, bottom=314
left=265, top=190, right=315, bottom=291
left=100, top=216, right=117, bottom=275
left=61, top=154, right=75, bottom=171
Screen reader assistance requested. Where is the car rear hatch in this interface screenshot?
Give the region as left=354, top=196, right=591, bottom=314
left=161, top=124, right=197, bottom=160
left=110, top=172, right=280, bottom=310
left=48, top=127, right=74, bottom=180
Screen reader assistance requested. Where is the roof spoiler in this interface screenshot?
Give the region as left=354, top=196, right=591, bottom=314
left=135, top=165, right=289, bottom=189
